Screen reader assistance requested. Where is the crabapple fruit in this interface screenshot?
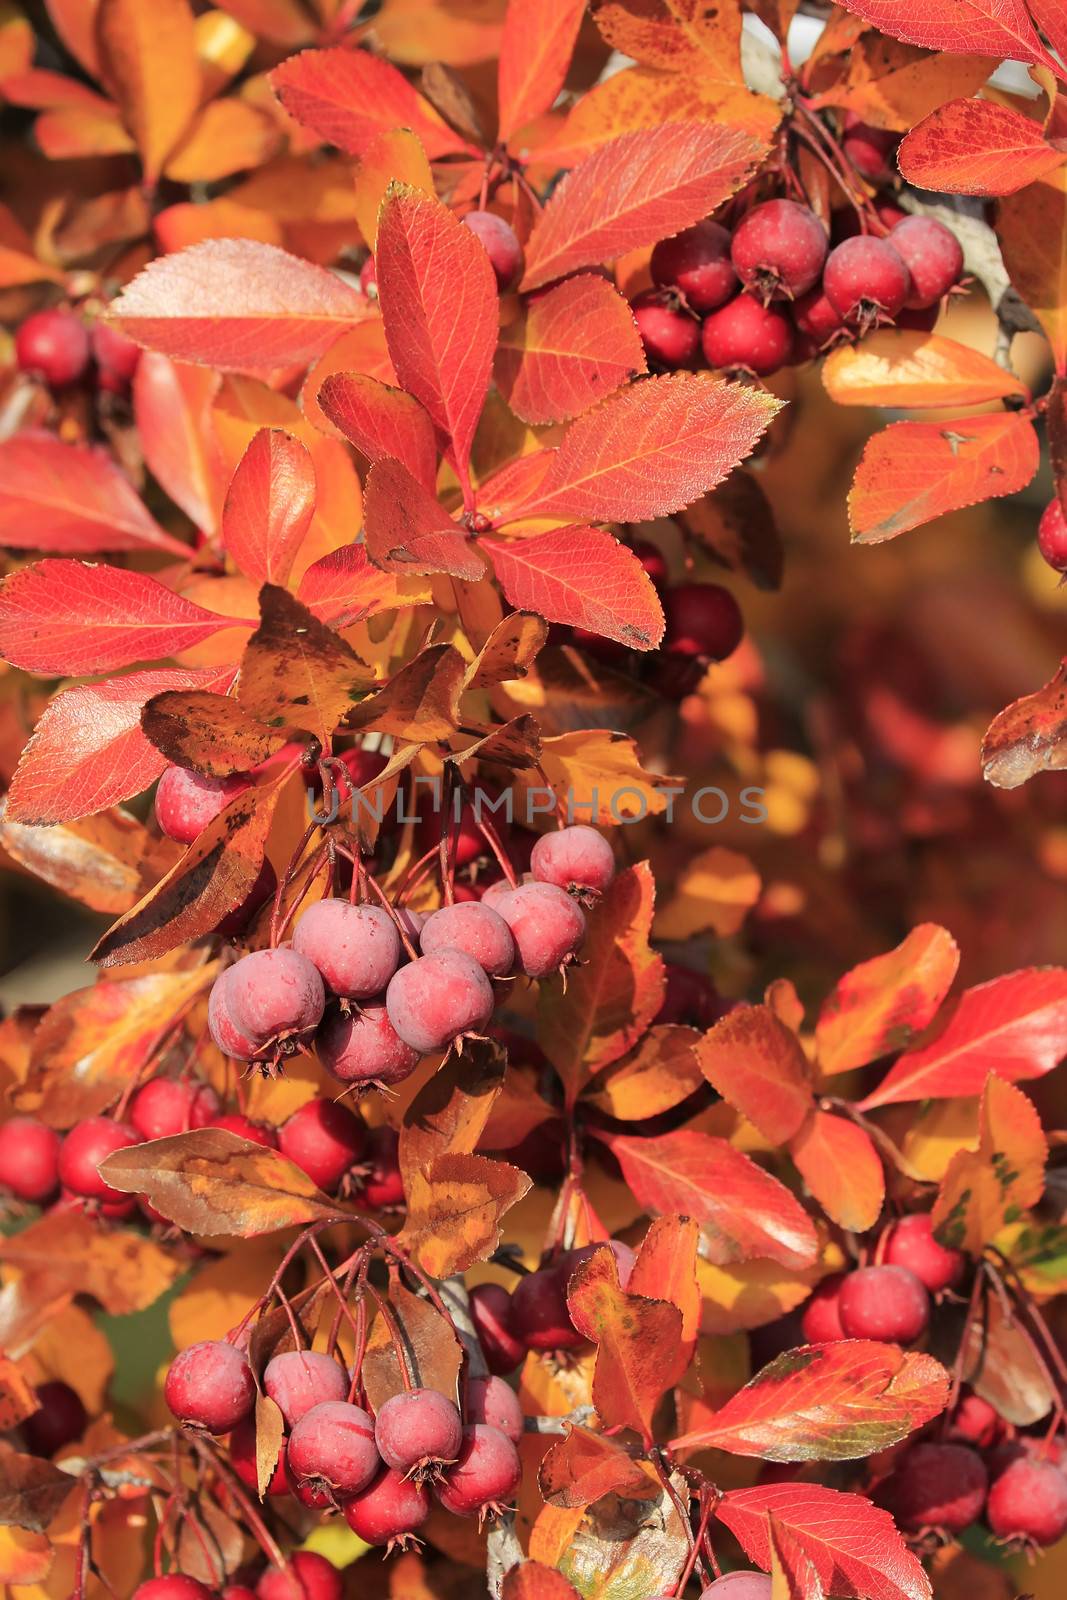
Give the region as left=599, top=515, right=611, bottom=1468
left=655, top=963, right=724, bottom=1030
left=57, top=1117, right=138, bottom=1202
left=512, top=1265, right=583, bottom=1352
left=632, top=538, right=668, bottom=587
left=416, top=797, right=499, bottom=869
left=465, top=1376, right=524, bottom=1444
left=15, top=307, right=91, bottom=387
left=292, top=900, right=400, bottom=999
left=420, top=901, right=516, bottom=977
left=133, top=1580, right=217, bottom=1600
left=837, top=1264, right=929, bottom=1343
left=878, top=1441, right=988, bottom=1532
left=699, top=1577, right=772, bottom=1600
left=263, top=1351, right=348, bottom=1426
left=662, top=582, right=744, bottom=661
left=375, top=1387, right=463, bottom=1476
left=985, top=1454, right=1067, bottom=1545
left=650, top=219, right=738, bottom=312
left=791, top=285, right=845, bottom=347
left=278, top=1097, right=365, bottom=1192
left=701, top=293, right=793, bottom=375
left=91, top=320, right=141, bottom=391
left=494, top=882, right=586, bottom=979
left=730, top=199, right=828, bottom=301
left=0, top=1116, right=61, bottom=1203
left=841, top=114, right=900, bottom=182
left=889, top=215, right=963, bottom=309
left=823, top=236, right=911, bottom=326
left=630, top=289, right=700, bottom=368
left=800, top=1273, right=847, bottom=1343
left=316, top=1002, right=420, bottom=1089
left=229, top=1416, right=291, bottom=1496
left=354, top=1125, right=405, bottom=1210
left=531, top=824, right=615, bottom=898
left=129, top=1078, right=219, bottom=1142
left=342, top=1465, right=430, bottom=1546
left=208, top=969, right=259, bottom=1061
left=385, top=950, right=494, bottom=1053
left=948, top=1390, right=1001, bottom=1448
left=287, top=1400, right=379, bottom=1498
left=165, top=1340, right=255, bottom=1434
left=256, top=1552, right=341, bottom=1600
left=469, top=1283, right=525, bottom=1374
left=463, top=210, right=524, bottom=289
left=435, top=1424, right=522, bottom=1518
left=23, top=1380, right=87, bottom=1455
left=209, top=1113, right=278, bottom=1148
left=154, top=766, right=251, bottom=845
left=1038, top=498, right=1067, bottom=572
left=225, top=948, right=325, bottom=1058
left=883, top=1212, right=964, bottom=1293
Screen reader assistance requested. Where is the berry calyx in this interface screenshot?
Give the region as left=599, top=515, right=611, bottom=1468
left=662, top=582, right=744, bottom=662
left=57, top=1117, right=138, bottom=1202
left=702, top=292, right=793, bottom=375
left=0, top=1116, right=61, bottom=1203
left=292, top=900, right=401, bottom=1000
left=15, top=307, right=91, bottom=387
left=889, top=215, right=964, bottom=309
left=385, top=950, right=494, bottom=1053
left=277, top=1097, right=366, bottom=1192
left=463, top=210, right=524, bottom=289
left=262, top=1350, right=348, bottom=1426
left=877, top=1440, right=988, bottom=1532
left=420, top=901, right=516, bottom=977
left=985, top=1454, right=1067, bottom=1546
left=165, top=1340, right=256, bottom=1434
left=255, top=1552, right=342, bottom=1600
left=468, top=1282, right=525, bottom=1374
left=223, top=948, right=326, bottom=1062
left=208, top=1113, right=278, bottom=1148
left=316, top=1002, right=420, bottom=1090
left=494, top=882, right=586, bottom=979
left=342, top=1465, right=430, bottom=1548
left=132, top=1579, right=217, bottom=1600
left=730, top=199, right=828, bottom=302
left=23, top=1380, right=87, bottom=1456
left=800, top=1273, right=847, bottom=1343
left=374, top=1387, right=463, bottom=1478
left=435, top=1423, right=521, bottom=1519
left=154, top=766, right=252, bottom=845
left=883, top=1212, right=965, bottom=1293
left=511, top=1265, right=584, bottom=1352
left=650, top=219, right=738, bottom=313
left=837, top=1264, right=930, bottom=1343
left=229, top=1416, right=291, bottom=1496
left=530, top=824, right=615, bottom=900
left=465, top=1375, right=524, bottom=1444
left=630, top=289, right=701, bottom=369
left=1038, top=498, right=1067, bottom=572
left=129, top=1078, right=219, bottom=1143
left=287, top=1400, right=379, bottom=1501
left=823, top=236, right=911, bottom=328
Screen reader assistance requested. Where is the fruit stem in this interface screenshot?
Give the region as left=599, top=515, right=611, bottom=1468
left=191, top=1434, right=289, bottom=1572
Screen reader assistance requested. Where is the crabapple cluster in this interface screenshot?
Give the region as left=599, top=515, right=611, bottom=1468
left=14, top=304, right=140, bottom=395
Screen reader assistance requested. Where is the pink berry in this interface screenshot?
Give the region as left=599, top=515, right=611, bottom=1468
left=91, top=320, right=141, bottom=391
left=316, top=1002, right=420, bottom=1090
left=0, top=1116, right=61, bottom=1203
left=225, top=948, right=326, bottom=1059
left=986, top=1455, right=1067, bottom=1545
left=701, top=293, right=793, bottom=375
left=800, top=1273, right=847, bottom=1343
left=263, top=1351, right=348, bottom=1427
left=469, top=1283, right=525, bottom=1374
left=949, top=1391, right=1001, bottom=1449
left=494, top=882, right=586, bottom=979
left=650, top=219, right=738, bottom=312
left=23, top=1380, right=87, bottom=1456
left=353, top=1125, right=405, bottom=1210
left=57, top=1117, right=138, bottom=1202
left=877, top=1441, right=987, bottom=1533
left=208, top=1113, right=278, bottom=1148
left=229, top=1416, right=291, bottom=1496
left=133, top=1580, right=217, bottom=1600
left=463, top=210, right=524, bottom=289
left=1038, top=498, right=1067, bottom=572
left=435, top=1423, right=521, bottom=1518
left=530, top=824, right=615, bottom=899
left=420, top=901, right=516, bottom=977
left=837, top=1264, right=929, bottom=1343
left=342, top=1465, right=430, bottom=1547
left=841, top=114, right=900, bottom=183
left=374, top=1387, right=463, bottom=1477
left=287, top=1400, right=379, bottom=1499
left=165, top=1340, right=255, bottom=1434
left=385, top=950, right=494, bottom=1053
left=823, top=236, right=911, bottom=326
left=699, top=1577, right=772, bottom=1600
left=278, top=1097, right=365, bottom=1192
left=208, top=969, right=259, bottom=1061
left=154, top=766, right=251, bottom=845
left=15, top=307, right=90, bottom=387
left=792, top=285, right=845, bottom=346
left=256, top=1553, right=341, bottom=1600
left=883, top=1213, right=965, bottom=1294
left=889, top=215, right=963, bottom=309
left=731, top=200, right=827, bottom=302
left=465, top=1376, right=524, bottom=1445
left=662, top=582, right=744, bottom=661
left=630, top=289, right=700, bottom=368
left=292, top=900, right=401, bottom=999
left=129, top=1078, right=219, bottom=1143
left=511, top=1266, right=583, bottom=1352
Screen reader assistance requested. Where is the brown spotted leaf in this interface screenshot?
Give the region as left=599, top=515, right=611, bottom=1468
left=399, top=1037, right=506, bottom=1180
left=0, top=1211, right=180, bottom=1315
left=398, top=1151, right=531, bottom=1277
left=238, top=584, right=372, bottom=747
left=0, top=1446, right=74, bottom=1533
left=345, top=643, right=467, bottom=741
left=362, top=1281, right=462, bottom=1410
left=981, top=658, right=1067, bottom=789
left=141, top=690, right=295, bottom=778
left=932, top=1075, right=1047, bottom=1254
left=815, top=925, right=960, bottom=1078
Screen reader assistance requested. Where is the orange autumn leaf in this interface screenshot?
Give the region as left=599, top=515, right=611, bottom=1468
left=815, top=923, right=960, bottom=1077
left=822, top=332, right=1030, bottom=409
left=932, top=1075, right=1047, bottom=1254
left=790, top=1110, right=885, bottom=1234
left=696, top=1004, right=813, bottom=1144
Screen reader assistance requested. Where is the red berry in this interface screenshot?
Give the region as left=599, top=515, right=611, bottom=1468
left=889, top=216, right=963, bottom=309
left=342, top=1465, right=430, bottom=1547
left=209, top=1113, right=278, bottom=1148
left=731, top=200, right=828, bottom=302
left=841, top=114, right=900, bottom=183
left=463, top=210, right=524, bottom=289
left=655, top=963, right=724, bottom=1030
left=92, top=320, right=141, bottom=391
left=287, top=1400, right=379, bottom=1499
left=385, top=950, right=494, bottom=1053
left=699, top=1577, right=772, bottom=1600
left=494, top=882, right=586, bottom=979
left=354, top=1125, right=405, bottom=1210
left=823, top=236, right=911, bottom=326
left=416, top=799, right=499, bottom=870
left=224, top=949, right=326, bottom=1060
left=701, top=293, right=793, bottom=375
left=650, top=219, right=738, bottom=313
left=256, top=1553, right=341, bottom=1600
left=837, top=1265, right=929, bottom=1343
left=662, top=582, right=744, bottom=661
left=877, top=1441, right=988, bottom=1532
left=23, top=1380, right=87, bottom=1455
left=375, top=1387, right=463, bottom=1477
left=632, top=538, right=668, bottom=587
left=263, top=1351, right=348, bottom=1427
left=57, top=1117, right=138, bottom=1202
left=883, top=1213, right=965, bottom=1293
left=292, top=900, right=401, bottom=999
left=465, top=1376, right=524, bottom=1444
left=223, top=1589, right=259, bottom=1600
left=155, top=766, right=251, bottom=845
left=435, top=1423, right=521, bottom=1518
left=469, top=1283, right=525, bottom=1374
left=208, top=970, right=260, bottom=1061
left=986, top=1454, right=1067, bottom=1545
left=15, top=307, right=91, bottom=387
left=531, top=824, right=615, bottom=898
left=792, top=285, right=845, bottom=347
left=133, top=1580, right=217, bottom=1600
left=317, top=1002, right=420, bottom=1090
left=630, top=289, right=701, bottom=369
left=511, top=1266, right=583, bottom=1352
left=129, top=1078, right=219, bottom=1143
left=165, top=1340, right=256, bottom=1434
left=0, top=1116, right=61, bottom=1202
left=800, top=1273, right=847, bottom=1343
left=278, top=1097, right=365, bottom=1192
left=229, top=1416, right=291, bottom=1496
left=1038, top=498, right=1067, bottom=572
left=360, top=255, right=377, bottom=299
left=949, top=1391, right=1001, bottom=1449
left=420, top=901, right=516, bottom=977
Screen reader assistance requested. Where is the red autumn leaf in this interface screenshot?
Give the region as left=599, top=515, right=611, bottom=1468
left=497, top=0, right=586, bottom=141
left=981, top=658, right=1067, bottom=788
left=376, top=186, right=498, bottom=479
left=481, top=527, right=664, bottom=650
left=599, top=1128, right=819, bottom=1269
left=270, top=46, right=475, bottom=160
left=932, top=1075, right=1047, bottom=1253
left=0, top=560, right=246, bottom=675
left=495, top=273, right=647, bottom=425
left=790, top=1111, right=885, bottom=1234
left=520, top=121, right=764, bottom=290
left=363, top=457, right=485, bottom=580
left=815, top=924, right=960, bottom=1077
left=716, top=1481, right=932, bottom=1600
left=501, top=1561, right=584, bottom=1600
left=133, top=353, right=221, bottom=533
left=295, top=543, right=411, bottom=628
left=675, top=1341, right=949, bottom=1461
left=897, top=100, right=1064, bottom=197
left=848, top=413, right=1040, bottom=544
left=110, top=239, right=368, bottom=368
left=769, top=1512, right=827, bottom=1600
left=221, top=428, right=316, bottom=587
left=695, top=1004, right=813, bottom=1144
left=0, top=433, right=189, bottom=557
left=859, top=967, right=1067, bottom=1109
left=538, top=1426, right=662, bottom=1510
left=5, top=666, right=234, bottom=826
left=628, top=1214, right=701, bottom=1356
left=1033, top=0, right=1067, bottom=58
left=316, top=371, right=438, bottom=492
left=836, top=0, right=1057, bottom=66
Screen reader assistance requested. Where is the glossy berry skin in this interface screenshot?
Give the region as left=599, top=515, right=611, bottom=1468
left=663, top=582, right=744, bottom=662
left=837, top=1265, right=929, bottom=1343
left=986, top=1455, right=1067, bottom=1545
left=292, top=900, right=401, bottom=999
left=512, top=1266, right=583, bottom=1352
left=463, top=210, right=524, bottom=289
left=133, top=1580, right=217, bottom=1600
left=342, top=1465, right=430, bottom=1547
left=466, top=1376, right=524, bottom=1445
left=57, top=1117, right=138, bottom=1202
left=800, top=1273, right=847, bottom=1343
left=878, top=1441, right=987, bottom=1533
left=288, top=1400, right=379, bottom=1498
left=842, top=114, right=900, bottom=182
left=130, top=1078, right=219, bottom=1143
left=469, top=1283, right=525, bottom=1374
left=890, top=216, right=963, bottom=309
left=420, top=901, right=516, bottom=978
left=209, top=1113, right=278, bottom=1149
left=731, top=200, right=828, bottom=301
left=701, top=293, right=793, bottom=376
left=278, top=1097, right=365, bottom=1192
left=92, top=321, right=141, bottom=391
left=165, top=1341, right=255, bottom=1434
left=208, top=970, right=259, bottom=1060
left=155, top=766, right=251, bottom=845
left=229, top=1416, right=291, bottom=1496
left=256, top=1553, right=342, bottom=1600
left=1038, top=497, right=1067, bottom=572
left=15, top=307, right=91, bottom=387
left=630, top=289, right=700, bottom=369
left=495, top=883, right=586, bottom=979
left=354, top=1125, right=405, bottom=1210
left=699, top=1577, right=772, bottom=1600
left=436, top=1423, right=521, bottom=1518
left=225, top=948, right=326, bottom=1059
left=385, top=950, right=494, bottom=1053
left=883, top=1213, right=965, bottom=1293
left=650, top=219, right=738, bottom=313
left=823, top=236, right=911, bottom=325
left=531, top=824, right=615, bottom=898
left=316, top=1002, right=420, bottom=1089
left=263, top=1351, right=348, bottom=1427
left=375, top=1387, right=463, bottom=1476
left=23, top=1380, right=87, bottom=1455
left=0, top=1116, right=61, bottom=1203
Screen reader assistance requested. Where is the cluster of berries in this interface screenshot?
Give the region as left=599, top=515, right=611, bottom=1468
left=13, top=304, right=140, bottom=395
left=631, top=199, right=963, bottom=378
